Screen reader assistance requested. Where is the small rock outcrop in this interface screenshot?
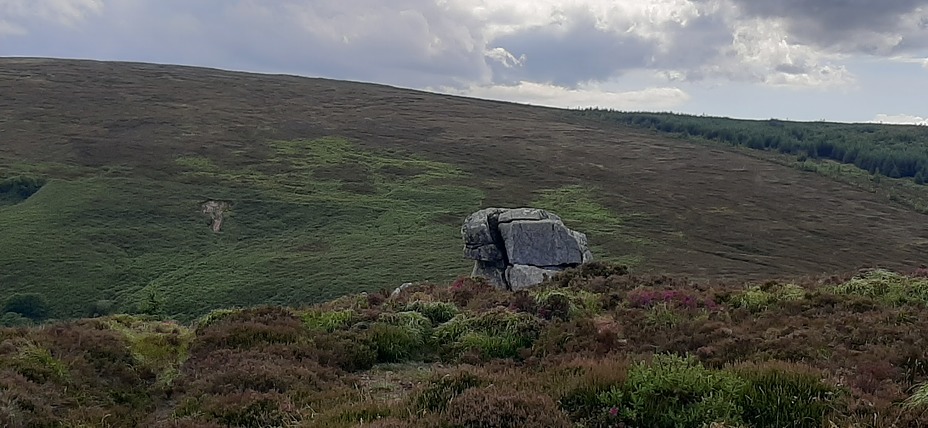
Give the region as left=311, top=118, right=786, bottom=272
left=201, top=200, right=230, bottom=233
left=462, top=208, right=593, bottom=291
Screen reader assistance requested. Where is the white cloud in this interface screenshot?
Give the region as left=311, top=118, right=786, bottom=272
left=713, top=17, right=855, bottom=87
left=438, top=81, right=690, bottom=110
left=484, top=47, right=524, bottom=68
left=0, top=0, right=103, bottom=28
left=0, top=19, right=26, bottom=36
left=872, top=114, right=928, bottom=125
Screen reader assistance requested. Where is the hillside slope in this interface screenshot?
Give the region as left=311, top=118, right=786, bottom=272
left=1, top=58, right=927, bottom=319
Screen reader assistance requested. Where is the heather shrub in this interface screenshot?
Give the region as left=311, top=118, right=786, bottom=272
left=444, top=386, right=571, bottom=428
left=405, top=300, right=459, bottom=325
left=734, top=362, right=841, bottom=428
left=598, top=354, right=745, bottom=428
left=551, top=262, right=629, bottom=289
left=192, top=307, right=304, bottom=353
left=312, top=330, right=378, bottom=371
left=558, top=358, right=630, bottom=422
left=312, top=400, right=398, bottom=426
left=411, top=369, right=485, bottom=414
left=449, top=276, right=495, bottom=307
left=533, top=288, right=601, bottom=320
left=0, top=371, right=65, bottom=427
left=198, top=391, right=298, bottom=428
left=507, top=291, right=537, bottom=313
left=626, top=287, right=716, bottom=310
left=194, top=308, right=240, bottom=330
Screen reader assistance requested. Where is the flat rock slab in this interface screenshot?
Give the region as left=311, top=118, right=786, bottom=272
left=499, top=219, right=586, bottom=266
left=506, top=264, right=562, bottom=291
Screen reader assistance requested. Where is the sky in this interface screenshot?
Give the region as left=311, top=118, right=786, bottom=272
left=1, top=0, right=927, bottom=124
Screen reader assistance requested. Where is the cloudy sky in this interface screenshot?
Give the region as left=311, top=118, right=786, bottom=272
left=1, top=0, right=927, bottom=124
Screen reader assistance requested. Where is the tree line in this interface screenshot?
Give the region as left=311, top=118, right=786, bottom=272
left=576, top=110, right=928, bottom=183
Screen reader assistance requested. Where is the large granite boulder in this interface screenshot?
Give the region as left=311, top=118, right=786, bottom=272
left=462, top=208, right=593, bottom=290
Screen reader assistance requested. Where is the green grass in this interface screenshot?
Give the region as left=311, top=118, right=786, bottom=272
left=0, top=137, right=483, bottom=320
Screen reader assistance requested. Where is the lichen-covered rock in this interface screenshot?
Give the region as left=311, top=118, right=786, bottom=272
left=461, top=207, right=592, bottom=290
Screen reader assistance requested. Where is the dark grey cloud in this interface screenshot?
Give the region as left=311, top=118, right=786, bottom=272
left=2, top=0, right=922, bottom=94
left=0, top=0, right=491, bottom=88
left=729, top=0, right=928, bottom=53
left=488, top=9, right=657, bottom=86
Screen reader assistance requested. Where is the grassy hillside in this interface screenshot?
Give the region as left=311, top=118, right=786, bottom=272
left=4, top=266, right=928, bottom=427
left=3, top=58, right=928, bottom=321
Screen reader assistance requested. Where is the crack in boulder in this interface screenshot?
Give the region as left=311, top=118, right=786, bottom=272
left=462, top=208, right=593, bottom=291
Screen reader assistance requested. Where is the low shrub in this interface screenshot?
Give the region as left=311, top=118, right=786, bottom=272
left=2, top=293, right=50, bottom=322
left=199, top=391, right=298, bottom=428
left=312, top=330, right=378, bottom=371
left=0, top=175, right=45, bottom=200
left=551, top=262, right=630, bottom=290
left=445, top=386, right=571, bottom=428
left=410, top=369, right=485, bottom=414
left=626, top=288, right=717, bottom=311
left=449, top=276, right=495, bottom=307
left=558, top=358, right=630, bottom=422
